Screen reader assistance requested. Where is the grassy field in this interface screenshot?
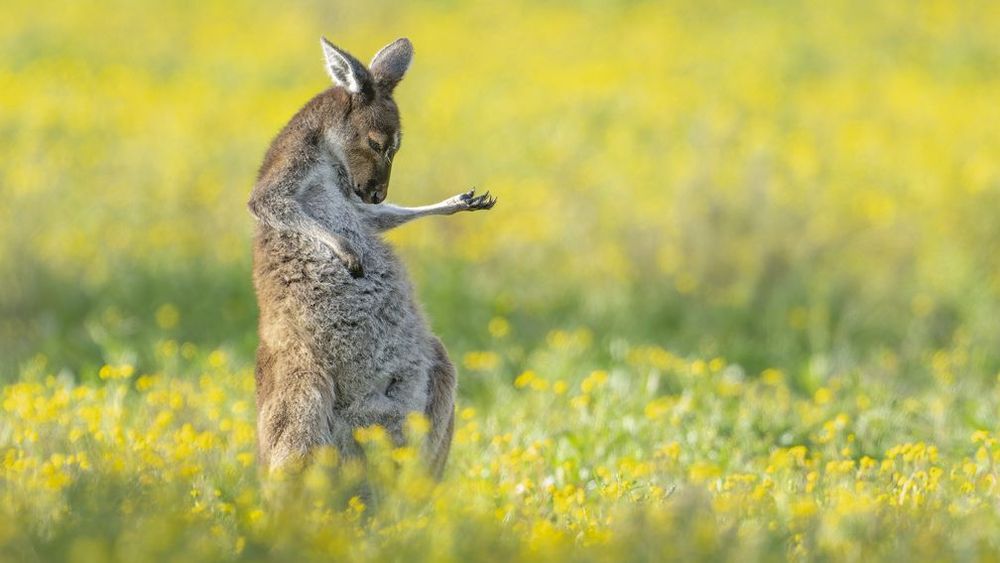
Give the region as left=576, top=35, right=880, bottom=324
left=3, top=0, right=1000, bottom=560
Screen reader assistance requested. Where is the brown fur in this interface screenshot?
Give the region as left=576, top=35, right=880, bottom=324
left=248, top=38, right=494, bottom=478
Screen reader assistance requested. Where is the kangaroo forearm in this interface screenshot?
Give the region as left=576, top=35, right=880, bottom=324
left=362, top=189, right=496, bottom=233
left=249, top=187, right=360, bottom=270
left=362, top=202, right=458, bottom=232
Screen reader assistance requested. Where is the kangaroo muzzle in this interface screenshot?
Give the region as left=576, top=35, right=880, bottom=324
left=363, top=178, right=387, bottom=204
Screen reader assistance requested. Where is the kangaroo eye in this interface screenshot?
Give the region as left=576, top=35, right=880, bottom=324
left=368, top=138, right=382, bottom=152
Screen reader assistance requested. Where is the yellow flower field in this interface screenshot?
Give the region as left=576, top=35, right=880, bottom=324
left=2, top=0, right=1000, bottom=560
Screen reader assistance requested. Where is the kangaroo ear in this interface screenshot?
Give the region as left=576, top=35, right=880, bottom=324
left=369, top=38, right=413, bottom=94
left=321, top=37, right=372, bottom=97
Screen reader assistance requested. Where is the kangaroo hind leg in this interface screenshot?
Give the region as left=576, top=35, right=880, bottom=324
left=257, top=367, right=339, bottom=471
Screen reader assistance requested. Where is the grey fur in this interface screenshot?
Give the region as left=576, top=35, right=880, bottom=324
left=248, top=38, right=495, bottom=478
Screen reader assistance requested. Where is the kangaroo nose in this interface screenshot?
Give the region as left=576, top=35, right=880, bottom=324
left=371, top=191, right=384, bottom=204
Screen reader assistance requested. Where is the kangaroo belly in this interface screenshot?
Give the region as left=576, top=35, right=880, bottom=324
left=253, top=229, right=434, bottom=409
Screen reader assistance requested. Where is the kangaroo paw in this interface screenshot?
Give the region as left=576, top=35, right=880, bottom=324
left=457, top=188, right=497, bottom=211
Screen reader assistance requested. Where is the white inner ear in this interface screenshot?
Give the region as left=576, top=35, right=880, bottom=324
left=321, top=40, right=360, bottom=93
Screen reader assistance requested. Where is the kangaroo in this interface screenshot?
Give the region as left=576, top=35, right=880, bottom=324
left=248, top=37, right=495, bottom=478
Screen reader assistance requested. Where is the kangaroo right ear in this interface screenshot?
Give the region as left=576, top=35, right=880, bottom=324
left=321, top=37, right=372, bottom=97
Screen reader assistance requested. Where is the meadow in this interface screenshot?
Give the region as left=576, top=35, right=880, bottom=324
left=2, top=0, right=1000, bottom=560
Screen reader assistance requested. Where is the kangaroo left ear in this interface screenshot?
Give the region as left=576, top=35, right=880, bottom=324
left=369, top=38, right=413, bottom=94
left=321, top=37, right=372, bottom=97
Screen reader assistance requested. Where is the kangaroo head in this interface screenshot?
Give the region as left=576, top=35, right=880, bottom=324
left=320, top=37, right=412, bottom=204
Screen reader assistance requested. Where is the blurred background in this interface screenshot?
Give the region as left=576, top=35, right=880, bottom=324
left=2, top=0, right=999, bottom=392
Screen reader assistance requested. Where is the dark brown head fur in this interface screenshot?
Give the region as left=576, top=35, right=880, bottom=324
left=318, top=37, right=413, bottom=204
left=339, top=90, right=401, bottom=204
left=255, top=38, right=413, bottom=205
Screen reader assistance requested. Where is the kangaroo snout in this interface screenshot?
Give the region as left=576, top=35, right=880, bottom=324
left=356, top=179, right=387, bottom=204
